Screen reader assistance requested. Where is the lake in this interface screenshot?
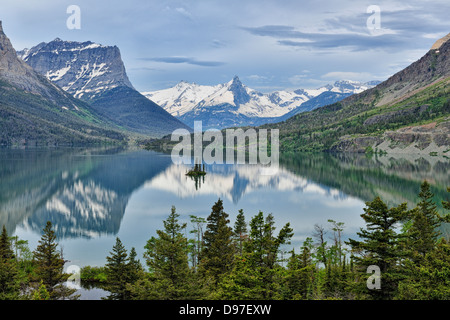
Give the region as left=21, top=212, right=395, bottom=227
left=1, top=146, right=449, bottom=299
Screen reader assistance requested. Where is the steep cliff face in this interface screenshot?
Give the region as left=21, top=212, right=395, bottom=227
left=19, top=37, right=191, bottom=137
left=19, top=38, right=134, bottom=100
left=0, top=21, right=70, bottom=103
left=0, top=21, right=128, bottom=145
left=330, top=121, right=450, bottom=154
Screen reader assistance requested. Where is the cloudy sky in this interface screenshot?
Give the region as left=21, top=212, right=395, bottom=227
left=1, top=0, right=449, bottom=92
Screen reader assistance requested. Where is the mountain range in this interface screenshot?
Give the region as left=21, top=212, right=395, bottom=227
left=143, top=76, right=379, bottom=129
left=260, top=32, right=450, bottom=154
left=1, top=19, right=448, bottom=153
left=145, top=32, right=449, bottom=155
left=17, top=36, right=190, bottom=138
left=0, top=21, right=130, bottom=146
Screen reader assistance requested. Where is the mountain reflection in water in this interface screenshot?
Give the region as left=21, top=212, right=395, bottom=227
left=0, top=147, right=448, bottom=268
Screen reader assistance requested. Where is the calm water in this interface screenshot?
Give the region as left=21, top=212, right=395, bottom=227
left=1, top=146, right=449, bottom=299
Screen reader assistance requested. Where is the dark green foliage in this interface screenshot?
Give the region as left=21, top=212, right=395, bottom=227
left=218, top=211, right=293, bottom=299
left=346, top=197, right=409, bottom=300
left=406, top=181, right=446, bottom=261
left=284, top=238, right=315, bottom=299
left=33, top=221, right=76, bottom=300
left=105, top=237, right=131, bottom=300
left=200, top=199, right=235, bottom=283
left=2, top=183, right=450, bottom=300
left=233, top=209, right=247, bottom=256
left=0, top=226, right=20, bottom=299
left=142, top=206, right=193, bottom=299
left=397, top=239, right=450, bottom=299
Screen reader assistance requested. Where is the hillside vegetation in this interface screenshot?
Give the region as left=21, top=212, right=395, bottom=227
left=260, top=37, right=450, bottom=154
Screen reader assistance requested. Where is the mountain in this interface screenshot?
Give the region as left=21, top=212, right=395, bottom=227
left=0, top=21, right=128, bottom=146
left=17, top=38, right=134, bottom=100
left=142, top=76, right=378, bottom=129
left=19, top=38, right=191, bottom=137
left=260, top=33, right=450, bottom=154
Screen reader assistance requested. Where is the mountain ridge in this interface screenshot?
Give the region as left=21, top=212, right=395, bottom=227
left=259, top=33, right=450, bottom=154
left=143, top=76, right=379, bottom=129
left=19, top=37, right=191, bottom=137
left=0, top=21, right=128, bottom=145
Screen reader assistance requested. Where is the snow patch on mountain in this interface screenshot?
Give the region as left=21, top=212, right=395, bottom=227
left=142, top=77, right=379, bottom=128
left=18, top=38, right=134, bottom=101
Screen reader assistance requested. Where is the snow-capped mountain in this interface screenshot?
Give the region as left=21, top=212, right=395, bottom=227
left=18, top=38, right=191, bottom=137
left=142, top=76, right=379, bottom=129
left=18, top=38, right=134, bottom=100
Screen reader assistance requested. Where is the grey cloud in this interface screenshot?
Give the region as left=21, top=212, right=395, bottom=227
left=140, top=56, right=226, bottom=67
left=242, top=24, right=419, bottom=52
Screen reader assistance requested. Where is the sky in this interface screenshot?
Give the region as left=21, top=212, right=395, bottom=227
left=1, top=0, right=449, bottom=92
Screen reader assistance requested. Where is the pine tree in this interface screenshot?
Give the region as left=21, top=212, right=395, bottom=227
left=233, top=209, right=247, bottom=256
left=406, top=181, right=444, bottom=261
left=144, top=206, right=191, bottom=299
left=33, top=221, right=74, bottom=300
left=105, top=237, right=131, bottom=300
left=0, top=226, right=20, bottom=299
left=285, top=237, right=315, bottom=299
left=397, top=239, right=450, bottom=299
left=243, top=211, right=293, bottom=299
left=346, top=197, right=409, bottom=300
left=200, top=199, right=235, bottom=283
left=127, top=247, right=143, bottom=285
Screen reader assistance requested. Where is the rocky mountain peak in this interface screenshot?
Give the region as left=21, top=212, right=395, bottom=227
left=431, top=32, right=450, bottom=51
left=0, top=20, right=60, bottom=99
left=19, top=38, right=134, bottom=100
left=228, top=75, right=251, bottom=105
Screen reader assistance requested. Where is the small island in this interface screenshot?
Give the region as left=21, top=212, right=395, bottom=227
left=185, top=163, right=207, bottom=177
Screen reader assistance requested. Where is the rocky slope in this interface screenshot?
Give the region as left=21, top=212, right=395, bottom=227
left=260, top=33, right=450, bottom=154
left=0, top=21, right=128, bottom=146
left=19, top=38, right=191, bottom=137
left=18, top=38, right=134, bottom=100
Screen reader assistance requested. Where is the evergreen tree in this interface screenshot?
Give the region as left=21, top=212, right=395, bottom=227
left=127, top=247, right=143, bottom=286
left=284, top=237, right=315, bottom=299
left=200, top=199, right=235, bottom=283
left=397, top=239, right=450, bottom=299
left=219, top=211, right=293, bottom=299
left=406, top=181, right=445, bottom=261
left=144, top=206, right=191, bottom=299
left=233, top=209, right=247, bottom=256
left=346, top=197, right=409, bottom=300
left=105, top=237, right=132, bottom=300
left=0, top=226, right=20, bottom=300
left=33, top=221, right=75, bottom=300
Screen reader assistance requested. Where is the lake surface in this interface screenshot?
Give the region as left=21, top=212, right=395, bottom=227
left=1, top=146, right=449, bottom=299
